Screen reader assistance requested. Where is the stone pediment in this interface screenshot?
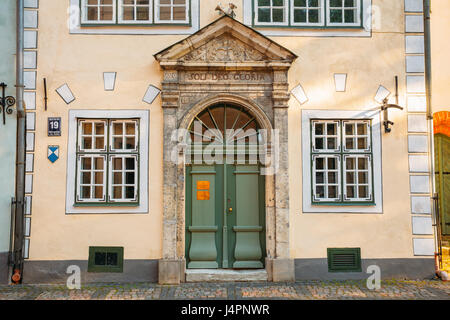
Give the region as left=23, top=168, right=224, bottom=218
left=180, top=34, right=267, bottom=63
left=154, top=15, right=297, bottom=67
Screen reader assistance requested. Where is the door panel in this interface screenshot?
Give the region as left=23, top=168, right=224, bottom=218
left=187, top=165, right=219, bottom=268
left=233, top=165, right=263, bottom=268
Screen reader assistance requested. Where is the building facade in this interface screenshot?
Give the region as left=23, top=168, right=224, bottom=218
left=0, top=0, right=17, bottom=285
left=19, top=0, right=440, bottom=284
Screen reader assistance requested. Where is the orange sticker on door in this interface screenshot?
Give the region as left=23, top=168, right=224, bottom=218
left=197, top=191, right=210, bottom=200
left=197, top=181, right=210, bottom=190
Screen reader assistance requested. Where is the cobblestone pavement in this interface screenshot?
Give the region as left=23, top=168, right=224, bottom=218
left=0, top=280, right=448, bottom=300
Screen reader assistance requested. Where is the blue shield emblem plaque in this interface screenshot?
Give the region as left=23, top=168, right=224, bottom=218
left=48, top=145, right=59, bottom=163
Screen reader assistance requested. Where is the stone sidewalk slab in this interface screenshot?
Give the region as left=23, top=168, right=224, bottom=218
left=0, top=280, right=448, bottom=300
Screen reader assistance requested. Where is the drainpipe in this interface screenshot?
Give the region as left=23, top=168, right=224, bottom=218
left=422, top=0, right=445, bottom=280
left=11, top=0, right=26, bottom=284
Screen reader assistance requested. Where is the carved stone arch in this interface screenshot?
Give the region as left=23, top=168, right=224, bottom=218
left=179, top=93, right=273, bottom=135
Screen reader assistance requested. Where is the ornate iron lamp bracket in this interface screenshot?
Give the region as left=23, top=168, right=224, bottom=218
left=381, top=98, right=403, bottom=133
left=0, top=83, right=16, bottom=125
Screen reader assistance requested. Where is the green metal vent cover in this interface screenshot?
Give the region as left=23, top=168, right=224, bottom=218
left=327, top=248, right=362, bottom=272
left=88, top=246, right=124, bottom=273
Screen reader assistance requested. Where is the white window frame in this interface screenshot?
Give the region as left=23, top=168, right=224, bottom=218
left=254, top=0, right=289, bottom=26
left=80, top=0, right=116, bottom=25
left=66, top=110, right=149, bottom=214
left=343, top=154, right=373, bottom=202
left=76, top=154, right=107, bottom=203
left=326, top=0, right=361, bottom=27
left=155, top=0, right=190, bottom=24
left=290, top=0, right=325, bottom=27
left=312, top=154, right=341, bottom=202
left=118, top=0, right=153, bottom=24
left=108, top=154, right=139, bottom=203
left=302, top=109, right=383, bottom=213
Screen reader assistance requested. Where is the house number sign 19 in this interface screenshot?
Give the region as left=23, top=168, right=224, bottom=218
left=48, top=117, right=61, bottom=136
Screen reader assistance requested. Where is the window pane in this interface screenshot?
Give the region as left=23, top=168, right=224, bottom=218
left=125, top=186, right=135, bottom=199
left=358, top=186, right=368, bottom=198
left=114, top=172, right=122, bottom=184
left=94, top=186, right=104, bottom=199
left=327, top=138, right=336, bottom=149
left=126, top=157, right=135, bottom=170
left=81, top=186, right=91, bottom=199
left=82, top=157, right=91, bottom=170
left=258, top=8, right=271, bottom=22
left=82, top=137, right=93, bottom=149
left=273, top=0, right=284, bottom=6
left=87, top=7, right=98, bottom=20
left=315, top=123, right=324, bottom=135
left=315, top=138, right=324, bottom=150
left=316, top=157, right=324, bottom=169
left=316, top=186, right=325, bottom=198
left=126, top=172, right=135, bottom=184
left=258, top=0, right=270, bottom=6
left=358, top=171, right=368, bottom=184
left=316, top=172, right=324, bottom=184
left=357, top=137, right=367, bottom=149
left=346, top=157, right=355, bottom=169
left=328, top=186, right=337, bottom=198
left=173, top=6, right=186, bottom=20
left=330, top=0, right=342, bottom=6
left=346, top=138, right=354, bottom=149
left=113, top=186, right=122, bottom=199
left=309, top=9, right=319, bottom=22
left=82, top=172, right=91, bottom=184
left=344, top=0, right=355, bottom=6
left=346, top=172, right=355, bottom=184
left=345, top=123, right=354, bottom=135
left=327, top=123, right=336, bottom=135
left=94, top=157, right=104, bottom=170
left=99, top=6, right=113, bottom=20
left=95, top=122, right=105, bottom=135
left=125, top=137, right=135, bottom=149
left=330, top=9, right=342, bottom=22
left=83, top=122, right=93, bottom=134
left=159, top=6, right=171, bottom=20
left=344, top=9, right=355, bottom=23
left=113, top=158, right=123, bottom=170
left=346, top=186, right=355, bottom=198
left=358, top=157, right=368, bottom=170
left=114, top=137, right=123, bottom=149
left=328, top=158, right=337, bottom=170
left=173, top=0, right=185, bottom=4
left=125, top=123, right=135, bottom=135
left=123, top=7, right=135, bottom=20
left=294, top=9, right=307, bottom=23
left=294, top=0, right=306, bottom=5
left=309, top=0, right=319, bottom=6
left=328, top=172, right=337, bottom=183
left=95, top=137, right=105, bottom=149
left=114, top=123, right=123, bottom=135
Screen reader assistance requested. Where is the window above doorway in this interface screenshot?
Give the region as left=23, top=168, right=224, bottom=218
left=253, top=0, right=362, bottom=28
left=80, top=0, right=190, bottom=25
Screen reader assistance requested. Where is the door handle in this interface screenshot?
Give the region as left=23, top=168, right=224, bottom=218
left=228, top=207, right=233, bottom=213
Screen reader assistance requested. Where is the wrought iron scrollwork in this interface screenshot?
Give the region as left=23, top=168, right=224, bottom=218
left=0, top=82, right=16, bottom=125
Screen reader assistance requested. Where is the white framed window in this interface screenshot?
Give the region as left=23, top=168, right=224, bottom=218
left=291, top=0, right=325, bottom=27
left=311, top=119, right=373, bottom=204
left=118, top=0, right=153, bottom=24
left=155, top=0, right=190, bottom=24
left=326, top=0, right=361, bottom=27
left=75, top=119, right=140, bottom=205
left=67, top=110, right=149, bottom=214
left=254, top=0, right=289, bottom=26
left=81, top=0, right=116, bottom=24
left=302, top=110, right=382, bottom=213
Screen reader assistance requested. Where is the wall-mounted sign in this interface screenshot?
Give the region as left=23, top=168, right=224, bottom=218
left=48, top=145, right=59, bottom=163
left=196, top=180, right=210, bottom=200
left=48, top=117, right=61, bottom=136
left=197, top=191, right=210, bottom=201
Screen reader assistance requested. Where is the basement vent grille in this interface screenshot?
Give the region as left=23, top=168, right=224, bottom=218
left=327, top=248, right=362, bottom=272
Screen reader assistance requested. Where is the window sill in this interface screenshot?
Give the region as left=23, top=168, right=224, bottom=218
left=80, top=23, right=192, bottom=28
left=74, top=203, right=140, bottom=207
left=252, top=24, right=364, bottom=30
left=311, top=202, right=376, bottom=206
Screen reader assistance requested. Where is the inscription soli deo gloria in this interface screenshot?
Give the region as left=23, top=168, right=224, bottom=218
left=185, top=71, right=268, bottom=82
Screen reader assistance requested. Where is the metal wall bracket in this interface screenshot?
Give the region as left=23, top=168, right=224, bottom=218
left=381, top=98, right=403, bottom=133
left=0, top=83, right=16, bottom=125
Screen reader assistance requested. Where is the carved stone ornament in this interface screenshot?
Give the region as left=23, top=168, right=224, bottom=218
left=181, top=34, right=266, bottom=62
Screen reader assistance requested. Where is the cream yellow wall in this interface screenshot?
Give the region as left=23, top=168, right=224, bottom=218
left=30, top=0, right=416, bottom=261
left=431, top=0, right=450, bottom=113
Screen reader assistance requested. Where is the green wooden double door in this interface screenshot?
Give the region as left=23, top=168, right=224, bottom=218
left=185, top=164, right=265, bottom=269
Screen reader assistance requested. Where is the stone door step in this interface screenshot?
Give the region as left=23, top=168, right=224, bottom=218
left=185, top=269, right=268, bottom=282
